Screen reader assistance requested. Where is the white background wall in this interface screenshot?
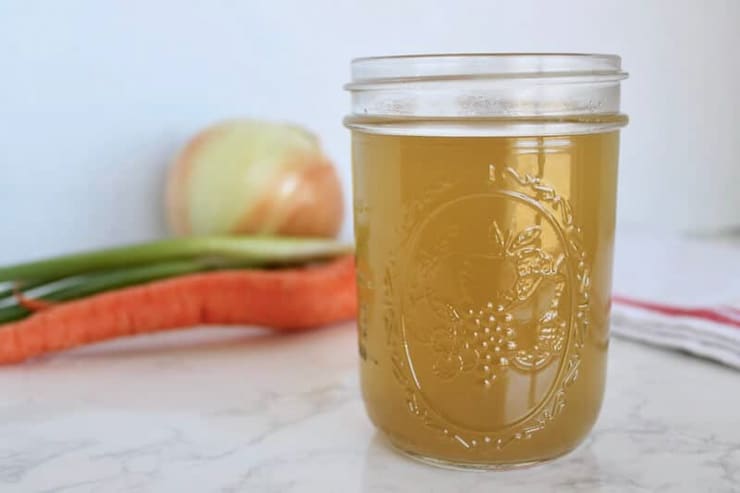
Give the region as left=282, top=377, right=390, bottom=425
left=1, top=0, right=738, bottom=263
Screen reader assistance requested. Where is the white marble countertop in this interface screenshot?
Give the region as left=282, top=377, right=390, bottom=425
left=0, top=324, right=738, bottom=493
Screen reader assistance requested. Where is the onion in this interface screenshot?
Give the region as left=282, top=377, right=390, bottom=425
left=166, top=119, right=344, bottom=238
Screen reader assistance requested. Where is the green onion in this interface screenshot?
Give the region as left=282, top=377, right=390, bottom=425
left=0, top=236, right=353, bottom=325
left=0, top=278, right=51, bottom=304
left=0, top=260, right=220, bottom=324
left=0, top=236, right=352, bottom=284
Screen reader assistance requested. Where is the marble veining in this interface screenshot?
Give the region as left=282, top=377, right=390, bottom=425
left=0, top=324, right=738, bottom=493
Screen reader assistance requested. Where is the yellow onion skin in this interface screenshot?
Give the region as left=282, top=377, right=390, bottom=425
left=166, top=120, right=344, bottom=238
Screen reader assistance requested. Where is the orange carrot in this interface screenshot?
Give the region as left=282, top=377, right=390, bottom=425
left=0, top=256, right=357, bottom=365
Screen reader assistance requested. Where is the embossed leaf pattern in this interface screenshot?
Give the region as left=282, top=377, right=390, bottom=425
left=431, top=327, right=456, bottom=352
left=427, top=295, right=461, bottom=323
left=510, top=225, right=542, bottom=251
left=512, top=318, right=568, bottom=370
left=516, top=248, right=552, bottom=276
left=490, top=221, right=507, bottom=252
left=515, top=276, right=542, bottom=301
left=432, top=354, right=463, bottom=379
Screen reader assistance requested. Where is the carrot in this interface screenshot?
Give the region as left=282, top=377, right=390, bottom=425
left=0, top=256, right=357, bottom=365
left=0, top=260, right=213, bottom=324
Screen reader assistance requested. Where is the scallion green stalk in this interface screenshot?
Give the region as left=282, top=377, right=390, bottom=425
left=0, top=236, right=352, bottom=284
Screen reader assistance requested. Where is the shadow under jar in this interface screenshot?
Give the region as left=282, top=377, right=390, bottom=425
left=345, top=54, right=628, bottom=469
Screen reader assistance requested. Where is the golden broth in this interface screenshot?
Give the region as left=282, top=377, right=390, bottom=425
left=352, top=131, right=619, bottom=466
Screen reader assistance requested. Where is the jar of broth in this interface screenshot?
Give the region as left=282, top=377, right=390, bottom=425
left=345, top=54, right=628, bottom=469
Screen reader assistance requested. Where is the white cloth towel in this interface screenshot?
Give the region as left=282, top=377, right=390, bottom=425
left=611, top=229, right=740, bottom=369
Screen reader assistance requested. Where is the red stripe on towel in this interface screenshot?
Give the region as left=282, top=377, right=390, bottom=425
left=612, top=295, right=740, bottom=329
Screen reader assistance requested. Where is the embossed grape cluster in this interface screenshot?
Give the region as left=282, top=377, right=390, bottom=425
left=431, top=301, right=522, bottom=386
left=461, top=302, right=518, bottom=386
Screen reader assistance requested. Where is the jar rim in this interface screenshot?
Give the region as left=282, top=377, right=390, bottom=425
left=347, top=53, right=626, bottom=89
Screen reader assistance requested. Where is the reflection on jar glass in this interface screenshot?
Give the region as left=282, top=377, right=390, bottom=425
left=345, top=54, right=627, bottom=469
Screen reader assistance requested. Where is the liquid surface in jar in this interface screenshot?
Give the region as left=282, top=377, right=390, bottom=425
left=351, top=131, right=619, bottom=466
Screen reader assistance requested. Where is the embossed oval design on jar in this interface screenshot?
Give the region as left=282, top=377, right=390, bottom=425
left=399, top=189, right=579, bottom=436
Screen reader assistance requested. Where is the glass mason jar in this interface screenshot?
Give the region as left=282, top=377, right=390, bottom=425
left=345, top=54, right=628, bottom=469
